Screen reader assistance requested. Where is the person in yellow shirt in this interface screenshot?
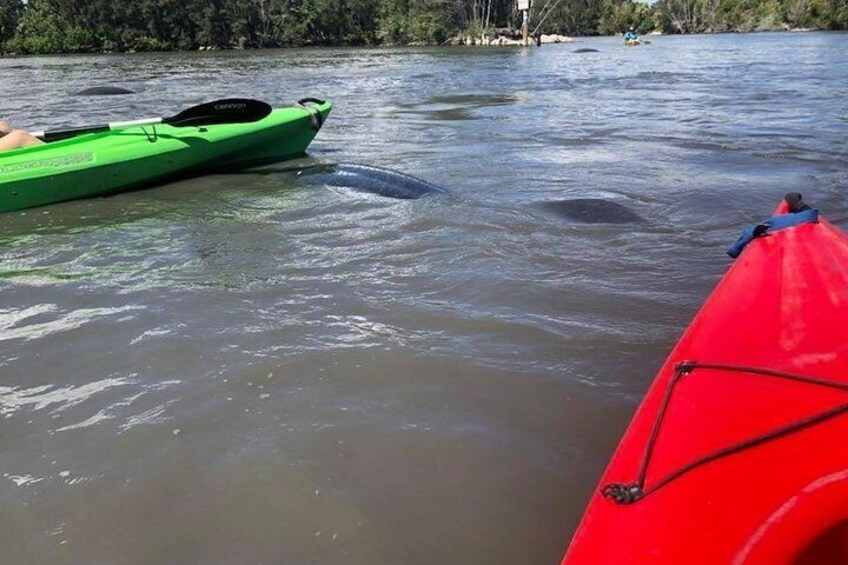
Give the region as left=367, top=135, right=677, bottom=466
left=0, top=121, right=43, bottom=151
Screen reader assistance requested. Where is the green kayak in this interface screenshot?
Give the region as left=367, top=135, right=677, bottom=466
left=0, top=98, right=332, bottom=213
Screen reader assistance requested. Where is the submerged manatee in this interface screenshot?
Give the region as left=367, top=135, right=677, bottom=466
left=74, top=86, right=136, bottom=96
left=540, top=198, right=644, bottom=224
left=300, top=164, right=448, bottom=200
left=574, top=48, right=600, bottom=53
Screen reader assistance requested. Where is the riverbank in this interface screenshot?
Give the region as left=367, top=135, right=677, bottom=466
left=2, top=0, right=845, bottom=57
left=3, top=27, right=837, bottom=57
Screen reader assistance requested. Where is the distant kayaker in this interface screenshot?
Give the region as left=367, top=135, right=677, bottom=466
left=0, top=121, right=43, bottom=152
left=624, top=27, right=638, bottom=43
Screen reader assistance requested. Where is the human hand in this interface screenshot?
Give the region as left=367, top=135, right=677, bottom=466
left=0, top=121, right=11, bottom=135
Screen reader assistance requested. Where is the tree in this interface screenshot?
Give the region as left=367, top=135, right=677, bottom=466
left=5, top=0, right=67, bottom=53
left=0, top=0, right=24, bottom=47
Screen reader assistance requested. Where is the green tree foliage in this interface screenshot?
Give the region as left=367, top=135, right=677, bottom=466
left=533, top=0, right=606, bottom=36
left=653, top=0, right=847, bottom=32
left=597, top=0, right=652, bottom=33
left=0, top=0, right=23, bottom=46
left=0, top=0, right=845, bottom=54
left=5, top=0, right=68, bottom=54
left=378, top=0, right=456, bottom=44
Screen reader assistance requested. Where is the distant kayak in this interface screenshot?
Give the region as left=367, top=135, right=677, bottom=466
left=625, top=39, right=641, bottom=46
left=0, top=99, right=332, bottom=213
left=562, top=194, right=848, bottom=564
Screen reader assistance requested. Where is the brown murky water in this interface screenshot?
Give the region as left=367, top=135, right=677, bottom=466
left=1, top=32, right=847, bottom=564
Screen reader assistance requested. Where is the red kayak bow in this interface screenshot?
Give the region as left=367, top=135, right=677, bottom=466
left=562, top=194, right=848, bottom=565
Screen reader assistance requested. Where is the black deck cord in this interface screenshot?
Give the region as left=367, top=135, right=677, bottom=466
left=297, top=98, right=326, bottom=131
left=601, top=361, right=848, bottom=505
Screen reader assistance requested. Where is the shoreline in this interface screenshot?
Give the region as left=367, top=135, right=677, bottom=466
left=0, top=27, right=831, bottom=58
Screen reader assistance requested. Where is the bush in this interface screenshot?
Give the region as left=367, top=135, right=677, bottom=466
left=10, top=0, right=67, bottom=54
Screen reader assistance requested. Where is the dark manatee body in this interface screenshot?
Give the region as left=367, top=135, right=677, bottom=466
left=300, top=164, right=448, bottom=200
left=574, top=48, right=600, bottom=53
left=540, top=199, right=644, bottom=224
left=74, top=86, right=136, bottom=96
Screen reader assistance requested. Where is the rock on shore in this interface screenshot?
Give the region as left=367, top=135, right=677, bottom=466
left=539, top=34, right=573, bottom=44
left=446, top=32, right=572, bottom=46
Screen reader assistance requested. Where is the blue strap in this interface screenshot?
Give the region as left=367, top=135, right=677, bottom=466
left=727, top=209, right=819, bottom=258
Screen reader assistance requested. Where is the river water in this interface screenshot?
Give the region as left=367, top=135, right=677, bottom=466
left=1, top=32, right=846, bottom=564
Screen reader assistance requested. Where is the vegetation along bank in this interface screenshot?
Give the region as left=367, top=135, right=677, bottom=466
left=0, top=0, right=846, bottom=54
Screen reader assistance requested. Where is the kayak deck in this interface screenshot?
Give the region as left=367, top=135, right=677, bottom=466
left=563, top=197, right=848, bottom=564
left=0, top=99, right=332, bottom=213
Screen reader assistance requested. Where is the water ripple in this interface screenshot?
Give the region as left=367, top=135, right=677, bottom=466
left=0, top=377, right=132, bottom=416
left=0, top=304, right=141, bottom=342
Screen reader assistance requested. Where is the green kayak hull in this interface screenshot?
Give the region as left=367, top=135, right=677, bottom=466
left=0, top=99, right=332, bottom=213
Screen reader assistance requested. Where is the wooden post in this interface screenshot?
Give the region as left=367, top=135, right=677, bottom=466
left=522, top=10, right=528, bottom=45
left=518, top=0, right=531, bottom=45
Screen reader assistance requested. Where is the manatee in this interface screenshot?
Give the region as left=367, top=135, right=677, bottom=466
left=300, top=164, right=448, bottom=200
left=574, top=48, right=600, bottom=53
left=74, top=86, right=136, bottom=96
left=539, top=198, right=644, bottom=224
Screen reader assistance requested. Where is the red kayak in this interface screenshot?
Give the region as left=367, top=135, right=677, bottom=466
left=562, top=194, right=848, bottom=565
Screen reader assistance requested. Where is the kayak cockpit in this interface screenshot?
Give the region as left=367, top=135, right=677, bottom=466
left=795, top=519, right=848, bottom=564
